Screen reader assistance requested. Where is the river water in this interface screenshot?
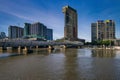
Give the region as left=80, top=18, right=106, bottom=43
left=0, top=48, right=120, bottom=80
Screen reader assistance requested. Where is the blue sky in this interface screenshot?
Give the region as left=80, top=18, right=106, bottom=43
left=0, top=0, right=120, bottom=41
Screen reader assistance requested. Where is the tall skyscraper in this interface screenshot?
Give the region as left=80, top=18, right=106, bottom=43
left=24, top=22, right=53, bottom=40
left=91, top=20, right=115, bottom=42
left=8, top=26, right=24, bottom=39
left=62, top=6, right=78, bottom=41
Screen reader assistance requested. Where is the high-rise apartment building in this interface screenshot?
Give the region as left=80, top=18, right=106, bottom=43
left=91, top=23, right=97, bottom=42
left=30, top=22, right=47, bottom=38
left=24, top=23, right=31, bottom=36
left=62, top=6, right=78, bottom=41
left=24, top=22, right=53, bottom=40
left=8, top=26, right=24, bottom=39
left=91, top=20, right=115, bottom=42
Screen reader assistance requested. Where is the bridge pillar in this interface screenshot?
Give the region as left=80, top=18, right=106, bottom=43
left=23, top=46, right=28, bottom=55
left=36, top=46, right=38, bottom=49
left=48, top=45, right=52, bottom=49
left=63, top=45, right=66, bottom=49
left=7, top=47, right=12, bottom=52
left=0, top=47, right=3, bottom=52
left=48, top=45, right=54, bottom=50
left=18, top=46, right=22, bottom=54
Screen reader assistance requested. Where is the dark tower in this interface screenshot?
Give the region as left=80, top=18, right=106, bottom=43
left=62, top=6, right=78, bottom=41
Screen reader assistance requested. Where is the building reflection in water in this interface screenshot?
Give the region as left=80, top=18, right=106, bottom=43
left=33, top=49, right=50, bottom=55
left=63, top=49, right=79, bottom=80
left=91, top=49, right=116, bottom=58
left=91, top=49, right=119, bottom=79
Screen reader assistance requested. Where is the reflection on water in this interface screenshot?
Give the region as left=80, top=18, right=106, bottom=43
left=64, top=49, right=78, bottom=57
left=33, top=49, right=50, bottom=55
left=92, top=49, right=116, bottom=58
left=0, top=49, right=120, bottom=80
left=63, top=49, right=78, bottom=80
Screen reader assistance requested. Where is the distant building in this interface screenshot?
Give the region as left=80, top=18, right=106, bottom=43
left=24, top=22, right=53, bottom=41
left=8, top=26, right=24, bottom=39
left=46, top=28, right=53, bottom=40
left=91, top=20, right=115, bottom=42
left=62, top=6, right=78, bottom=41
left=31, top=22, right=47, bottom=39
left=24, top=23, right=31, bottom=36
left=91, top=23, right=98, bottom=42
left=0, top=32, right=6, bottom=39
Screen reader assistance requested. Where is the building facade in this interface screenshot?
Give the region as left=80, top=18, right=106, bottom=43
left=91, top=23, right=97, bottom=42
left=30, top=22, right=47, bottom=39
left=91, top=20, right=115, bottom=42
left=24, top=23, right=31, bottom=36
left=8, top=26, right=24, bottom=39
left=46, top=28, right=53, bottom=40
left=0, top=32, right=6, bottom=39
left=62, top=6, right=78, bottom=41
left=24, top=22, right=53, bottom=40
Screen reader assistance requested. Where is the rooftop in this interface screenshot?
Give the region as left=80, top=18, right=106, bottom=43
left=63, top=5, right=77, bottom=12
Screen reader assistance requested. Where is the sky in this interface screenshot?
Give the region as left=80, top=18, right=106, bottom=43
left=0, top=0, right=120, bottom=42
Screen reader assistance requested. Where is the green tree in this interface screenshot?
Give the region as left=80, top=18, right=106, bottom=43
left=101, top=40, right=112, bottom=46
left=92, top=40, right=114, bottom=46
